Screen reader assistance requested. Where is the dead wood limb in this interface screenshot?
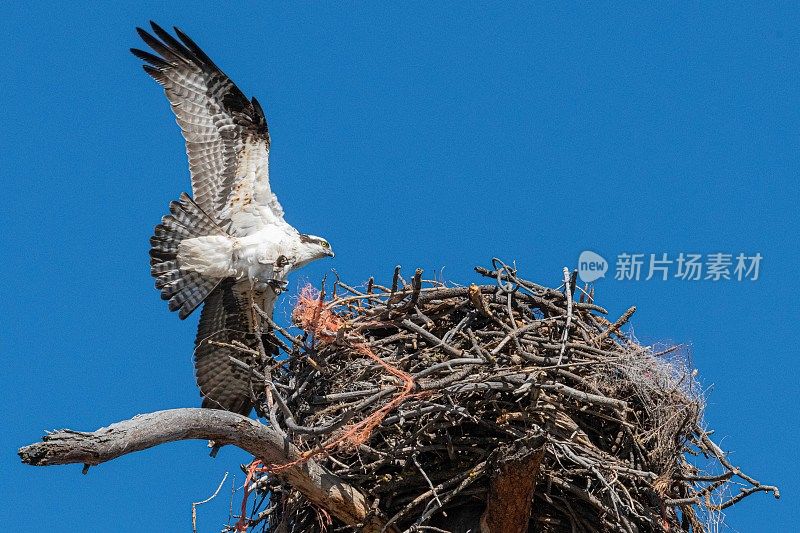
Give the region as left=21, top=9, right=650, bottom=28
left=593, top=305, right=636, bottom=344
left=557, top=267, right=575, bottom=365
left=480, top=436, right=546, bottom=533
left=17, top=408, right=392, bottom=533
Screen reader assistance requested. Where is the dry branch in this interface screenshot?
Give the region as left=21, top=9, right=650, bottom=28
left=18, top=408, right=391, bottom=532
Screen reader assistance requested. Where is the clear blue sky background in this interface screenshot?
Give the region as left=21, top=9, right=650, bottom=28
left=2, top=2, right=797, bottom=531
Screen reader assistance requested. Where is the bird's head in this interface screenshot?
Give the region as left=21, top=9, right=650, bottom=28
left=297, top=234, right=335, bottom=266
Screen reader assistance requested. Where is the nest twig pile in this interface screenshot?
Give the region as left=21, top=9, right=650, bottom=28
left=237, top=260, right=777, bottom=533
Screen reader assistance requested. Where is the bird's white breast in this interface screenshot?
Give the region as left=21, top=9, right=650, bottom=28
left=177, top=221, right=303, bottom=284
left=232, top=223, right=301, bottom=280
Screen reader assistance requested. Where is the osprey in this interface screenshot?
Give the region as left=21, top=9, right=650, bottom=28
left=132, top=22, right=334, bottom=415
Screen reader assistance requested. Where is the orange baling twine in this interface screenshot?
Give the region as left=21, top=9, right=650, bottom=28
left=234, top=459, right=267, bottom=532
left=235, top=286, right=420, bottom=530
left=287, top=285, right=419, bottom=455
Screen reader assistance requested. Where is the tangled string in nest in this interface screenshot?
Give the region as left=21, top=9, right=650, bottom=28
left=230, top=259, right=778, bottom=533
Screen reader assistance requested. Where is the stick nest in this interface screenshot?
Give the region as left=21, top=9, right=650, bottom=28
left=240, top=260, right=777, bottom=533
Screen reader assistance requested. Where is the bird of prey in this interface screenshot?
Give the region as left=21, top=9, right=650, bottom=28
left=131, top=22, right=334, bottom=416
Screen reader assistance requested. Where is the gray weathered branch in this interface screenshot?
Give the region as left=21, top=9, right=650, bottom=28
left=18, top=408, right=390, bottom=532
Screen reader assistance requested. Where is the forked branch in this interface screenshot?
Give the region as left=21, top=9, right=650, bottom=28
left=18, top=408, right=391, bottom=533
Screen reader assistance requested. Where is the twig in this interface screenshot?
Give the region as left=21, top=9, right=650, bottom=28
left=593, top=306, right=636, bottom=344
left=557, top=267, right=575, bottom=365
left=193, top=472, right=229, bottom=533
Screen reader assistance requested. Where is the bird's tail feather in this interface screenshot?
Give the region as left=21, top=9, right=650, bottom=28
left=150, top=192, right=225, bottom=319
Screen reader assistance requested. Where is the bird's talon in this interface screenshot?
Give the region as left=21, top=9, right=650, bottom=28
left=268, top=279, right=288, bottom=293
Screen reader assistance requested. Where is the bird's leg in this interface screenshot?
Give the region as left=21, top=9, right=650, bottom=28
left=267, top=279, right=288, bottom=293
left=267, top=255, right=291, bottom=293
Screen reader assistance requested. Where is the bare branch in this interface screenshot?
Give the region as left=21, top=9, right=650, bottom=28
left=193, top=471, right=228, bottom=533
left=18, top=408, right=391, bottom=532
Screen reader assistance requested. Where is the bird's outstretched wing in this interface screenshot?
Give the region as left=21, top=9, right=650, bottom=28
left=194, top=279, right=277, bottom=416
left=132, top=22, right=284, bottom=235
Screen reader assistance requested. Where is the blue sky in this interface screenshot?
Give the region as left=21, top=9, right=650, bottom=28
left=2, top=2, right=797, bottom=531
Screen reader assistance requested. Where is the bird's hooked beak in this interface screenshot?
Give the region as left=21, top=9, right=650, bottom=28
left=326, top=248, right=335, bottom=258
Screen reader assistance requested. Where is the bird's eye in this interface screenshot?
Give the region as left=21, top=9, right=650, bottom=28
left=322, top=241, right=330, bottom=249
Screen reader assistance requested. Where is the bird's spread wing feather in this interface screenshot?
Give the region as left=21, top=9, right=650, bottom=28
left=194, top=279, right=277, bottom=416
left=132, top=22, right=284, bottom=235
